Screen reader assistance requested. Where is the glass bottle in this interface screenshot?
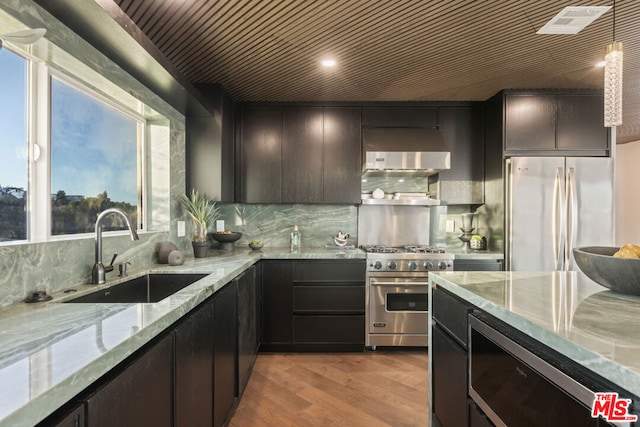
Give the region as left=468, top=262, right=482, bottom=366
left=290, top=225, right=301, bottom=251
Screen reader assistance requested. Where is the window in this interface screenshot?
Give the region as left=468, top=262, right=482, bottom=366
left=0, top=42, right=149, bottom=243
left=0, top=48, right=28, bottom=242
left=50, top=77, right=142, bottom=235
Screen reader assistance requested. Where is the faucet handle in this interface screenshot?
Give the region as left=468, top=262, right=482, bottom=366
left=104, top=253, right=118, bottom=273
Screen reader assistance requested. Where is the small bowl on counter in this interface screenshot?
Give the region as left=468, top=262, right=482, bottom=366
left=210, top=231, right=242, bottom=250
left=248, top=242, right=264, bottom=250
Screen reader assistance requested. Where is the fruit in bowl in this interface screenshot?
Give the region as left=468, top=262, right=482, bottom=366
left=249, top=241, right=264, bottom=250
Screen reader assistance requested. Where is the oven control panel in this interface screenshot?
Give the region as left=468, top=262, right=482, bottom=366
left=367, top=258, right=453, bottom=272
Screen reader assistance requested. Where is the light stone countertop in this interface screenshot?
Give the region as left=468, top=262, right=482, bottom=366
left=0, top=247, right=365, bottom=427
left=429, top=271, right=640, bottom=399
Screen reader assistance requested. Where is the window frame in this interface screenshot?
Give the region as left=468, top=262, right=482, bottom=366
left=0, top=44, right=148, bottom=244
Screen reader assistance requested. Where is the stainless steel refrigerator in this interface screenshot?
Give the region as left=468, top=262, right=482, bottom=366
left=506, top=156, right=614, bottom=271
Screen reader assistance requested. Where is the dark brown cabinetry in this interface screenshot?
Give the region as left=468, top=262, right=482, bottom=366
left=236, top=265, right=259, bottom=397
left=47, top=403, right=85, bottom=427
left=237, top=105, right=361, bottom=204
left=362, top=106, right=437, bottom=128
left=437, top=106, right=485, bottom=204
left=186, top=84, right=235, bottom=202
left=86, top=333, right=174, bottom=427
left=239, top=106, right=283, bottom=203
left=501, top=90, right=609, bottom=155
left=213, top=282, right=238, bottom=427
left=175, top=296, right=215, bottom=427
left=431, top=286, right=477, bottom=427
left=261, top=260, right=366, bottom=351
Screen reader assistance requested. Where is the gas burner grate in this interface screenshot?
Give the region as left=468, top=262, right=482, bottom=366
left=360, top=245, right=400, bottom=253
left=404, top=245, right=446, bottom=254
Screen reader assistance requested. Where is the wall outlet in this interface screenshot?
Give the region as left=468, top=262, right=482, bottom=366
left=446, top=220, right=455, bottom=233
left=177, top=221, right=186, bottom=237
left=216, top=220, right=225, bottom=232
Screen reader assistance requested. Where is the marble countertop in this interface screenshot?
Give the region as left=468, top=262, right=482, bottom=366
left=0, top=247, right=365, bottom=427
left=430, top=271, right=640, bottom=398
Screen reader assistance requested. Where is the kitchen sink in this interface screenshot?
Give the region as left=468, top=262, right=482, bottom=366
left=64, top=273, right=208, bottom=303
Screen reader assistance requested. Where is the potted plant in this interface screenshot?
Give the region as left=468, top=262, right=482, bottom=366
left=178, top=189, right=220, bottom=258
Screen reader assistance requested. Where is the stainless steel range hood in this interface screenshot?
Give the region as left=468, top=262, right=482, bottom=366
left=362, top=127, right=450, bottom=177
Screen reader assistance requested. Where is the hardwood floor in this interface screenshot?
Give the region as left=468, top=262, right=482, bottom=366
left=229, top=350, right=429, bottom=427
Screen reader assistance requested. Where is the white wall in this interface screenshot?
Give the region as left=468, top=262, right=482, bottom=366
left=615, top=140, right=640, bottom=245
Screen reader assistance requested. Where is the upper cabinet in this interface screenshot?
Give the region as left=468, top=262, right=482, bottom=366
left=437, top=106, right=484, bottom=205
left=362, top=106, right=437, bottom=128
left=186, top=84, right=235, bottom=202
left=237, top=105, right=361, bottom=204
left=501, top=90, right=610, bottom=155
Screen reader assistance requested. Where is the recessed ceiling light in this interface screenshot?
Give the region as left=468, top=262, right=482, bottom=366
left=596, top=60, right=606, bottom=68
left=321, top=59, right=336, bottom=67
left=537, top=6, right=611, bottom=35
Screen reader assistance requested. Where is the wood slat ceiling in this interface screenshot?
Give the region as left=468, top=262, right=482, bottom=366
left=113, top=0, right=640, bottom=144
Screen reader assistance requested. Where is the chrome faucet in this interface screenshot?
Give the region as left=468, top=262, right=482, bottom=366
left=92, top=208, right=139, bottom=284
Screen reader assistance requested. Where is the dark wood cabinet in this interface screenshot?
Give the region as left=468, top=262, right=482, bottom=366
left=468, top=401, right=495, bottom=427
left=362, top=106, right=437, bottom=128
left=239, top=106, right=283, bottom=203
left=437, top=106, right=485, bottom=204
left=501, top=90, right=609, bottom=154
left=213, top=282, right=238, bottom=427
left=175, top=297, right=214, bottom=427
left=46, top=403, right=85, bottom=427
left=282, top=107, right=324, bottom=203
left=454, top=259, right=504, bottom=272
left=432, top=324, right=468, bottom=427
left=236, top=265, right=258, bottom=397
left=237, top=105, right=361, bottom=204
left=86, top=333, right=173, bottom=427
left=323, top=106, right=362, bottom=204
left=261, top=260, right=365, bottom=351
left=186, top=84, right=235, bottom=202
left=431, top=286, right=477, bottom=427
left=261, top=261, right=293, bottom=346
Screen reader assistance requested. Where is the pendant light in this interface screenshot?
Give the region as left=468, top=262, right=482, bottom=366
left=604, top=0, right=623, bottom=127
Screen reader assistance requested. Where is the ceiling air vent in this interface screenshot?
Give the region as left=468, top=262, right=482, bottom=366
left=537, top=6, right=611, bottom=34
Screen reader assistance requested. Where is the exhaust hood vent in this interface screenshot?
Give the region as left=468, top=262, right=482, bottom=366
left=362, top=127, right=450, bottom=177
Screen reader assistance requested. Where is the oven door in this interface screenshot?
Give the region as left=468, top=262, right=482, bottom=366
left=368, top=276, right=429, bottom=335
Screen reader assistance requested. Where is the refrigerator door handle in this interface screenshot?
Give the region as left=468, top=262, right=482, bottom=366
left=553, top=167, right=564, bottom=270
left=566, top=167, right=578, bottom=269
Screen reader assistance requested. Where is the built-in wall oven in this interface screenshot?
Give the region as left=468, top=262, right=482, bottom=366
left=469, top=313, right=628, bottom=427
left=363, top=245, right=454, bottom=349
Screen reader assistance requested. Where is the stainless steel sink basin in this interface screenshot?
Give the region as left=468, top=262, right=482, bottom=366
left=65, top=273, right=208, bottom=303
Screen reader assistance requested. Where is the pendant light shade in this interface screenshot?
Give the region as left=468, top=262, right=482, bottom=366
left=604, top=1, right=622, bottom=127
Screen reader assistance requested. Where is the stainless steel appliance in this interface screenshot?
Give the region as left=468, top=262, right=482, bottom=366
left=363, top=245, right=454, bottom=348
left=362, top=127, right=450, bottom=178
left=469, top=314, right=611, bottom=426
left=506, top=156, right=614, bottom=271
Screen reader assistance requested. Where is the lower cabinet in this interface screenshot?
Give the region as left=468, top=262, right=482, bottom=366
left=175, top=296, right=215, bottom=427
left=468, top=401, right=495, bottom=427
left=214, top=282, right=238, bottom=427
left=432, top=325, right=468, bottom=427
left=237, top=265, right=259, bottom=397
left=40, top=269, right=253, bottom=427
left=86, top=332, right=174, bottom=427
left=261, top=260, right=366, bottom=352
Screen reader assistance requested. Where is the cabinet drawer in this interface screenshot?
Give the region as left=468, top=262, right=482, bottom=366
left=293, top=285, right=364, bottom=313
left=293, top=261, right=365, bottom=282
left=432, top=286, right=476, bottom=348
left=293, top=315, right=364, bottom=343
left=454, top=259, right=504, bottom=271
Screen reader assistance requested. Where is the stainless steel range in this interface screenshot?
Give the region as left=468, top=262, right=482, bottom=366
left=362, top=245, right=454, bottom=349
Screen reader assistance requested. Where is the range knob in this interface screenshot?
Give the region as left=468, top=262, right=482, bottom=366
left=423, top=261, right=434, bottom=270
left=408, top=261, right=418, bottom=270
left=373, top=261, right=383, bottom=270
left=438, top=261, right=449, bottom=270
left=387, top=261, right=397, bottom=270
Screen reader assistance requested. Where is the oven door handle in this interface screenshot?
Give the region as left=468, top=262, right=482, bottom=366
left=370, top=280, right=429, bottom=286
